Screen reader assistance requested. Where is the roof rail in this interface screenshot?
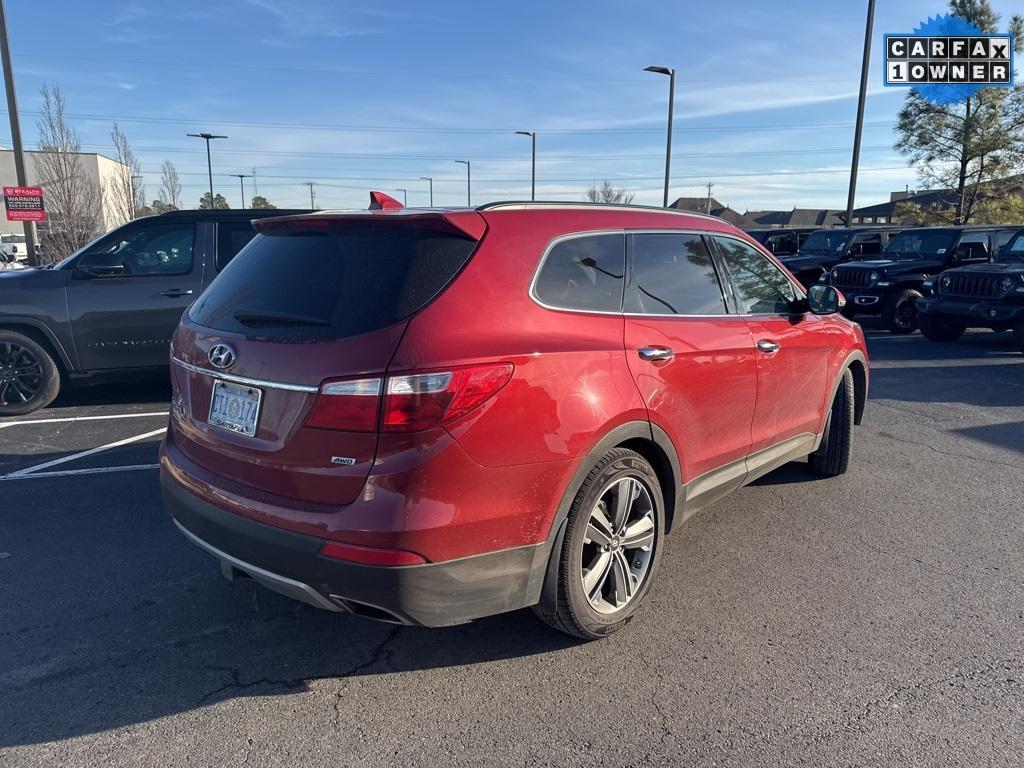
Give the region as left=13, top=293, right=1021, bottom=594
left=477, top=200, right=724, bottom=222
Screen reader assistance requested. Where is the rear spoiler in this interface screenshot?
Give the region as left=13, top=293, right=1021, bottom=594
left=252, top=209, right=487, bottom=241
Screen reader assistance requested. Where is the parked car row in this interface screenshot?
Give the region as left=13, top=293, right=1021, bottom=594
left=746, top=224, right=1023, bottom=344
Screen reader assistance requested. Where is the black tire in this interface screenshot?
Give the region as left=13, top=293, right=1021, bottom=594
left=883, top=288, right=922, bottom=334
left=532, top=448, right=665, bottom=640
left=809, top=369, right=854, bottom=477
left=918, top=313, right=966, bottom=343
left=0, top=330, right=61, bottom=416
left=1014, top=318, right=1024, bottom=355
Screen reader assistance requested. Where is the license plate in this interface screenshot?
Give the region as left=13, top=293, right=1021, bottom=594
left=208, top=380, right=262, bottom=437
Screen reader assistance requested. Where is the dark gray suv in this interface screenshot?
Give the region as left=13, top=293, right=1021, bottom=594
left=0, top=209, right=304, bottom=416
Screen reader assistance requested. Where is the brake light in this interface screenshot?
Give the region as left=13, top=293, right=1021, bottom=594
left=319, top=541, right=427, bottom=566
left=304, top=364, right=512, bottom=433
left=383, top=364, right=512, bottom=432
left=304, top=377, right=381, bottom=431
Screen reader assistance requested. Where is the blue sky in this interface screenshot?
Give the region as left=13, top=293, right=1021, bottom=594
left=3, top=0, right=1019, bottom=211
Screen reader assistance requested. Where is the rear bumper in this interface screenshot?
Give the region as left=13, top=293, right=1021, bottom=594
left=161, top=467, right=550, bottom=627
left=917, top=296, right=1023, bottom=326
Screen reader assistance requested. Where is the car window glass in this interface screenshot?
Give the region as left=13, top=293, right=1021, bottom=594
left=957, top=232, right=989, bottom=256
left=534, top=234, right=625, bottom=312
left=216, top=222, right=258, bottom=270
left=713, top=236, right=798, bottom=315
left=996, top=231, right=1014, bottom=248
left=79, top=224, right=195, bottom=276
left=626, top=233, right=726, bottom=315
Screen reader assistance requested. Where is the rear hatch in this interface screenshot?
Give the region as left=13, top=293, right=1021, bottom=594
left=169, top=211, right=486, bottom=506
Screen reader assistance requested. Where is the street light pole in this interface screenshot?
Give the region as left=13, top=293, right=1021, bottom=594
left=419, top=177, right=433, bottom=206
left=304, top=181, right=316, bottom=209
left=514, top=131, right=536, bottom=201
left=454, top=160, right=470, bottom=206
left=644, top=66, right=675, bottom=208
left=187, top=132, right=227, bottom=206
left=395, top=188, right=407, bottom=206
left=233, top=174, right=250, bottom=208
left=0, top=0, right=37, bottom=264
left=846, top=0, right=876, bottom=226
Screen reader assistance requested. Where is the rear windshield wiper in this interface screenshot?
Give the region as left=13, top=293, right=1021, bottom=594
left=232, top=310, right=329, bottom=328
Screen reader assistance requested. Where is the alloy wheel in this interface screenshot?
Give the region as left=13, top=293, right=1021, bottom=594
left=895, top=298, right=917, bottom=330
left=0, top=342, right=44, bottom=407
left=581, top=476, right=657, bottom=614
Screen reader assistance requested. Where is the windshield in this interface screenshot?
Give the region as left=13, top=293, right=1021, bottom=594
left=799, top=230, right=850, bottom=253
left=884, top=229, right=958, bottom=260
left=999, top=232, right=1024, bottom=262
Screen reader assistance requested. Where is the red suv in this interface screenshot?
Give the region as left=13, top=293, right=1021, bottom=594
left=161, top=202, right=868, bottom=639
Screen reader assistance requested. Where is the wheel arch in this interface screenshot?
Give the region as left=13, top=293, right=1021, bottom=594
left=0, top=319, right=72, bottom=374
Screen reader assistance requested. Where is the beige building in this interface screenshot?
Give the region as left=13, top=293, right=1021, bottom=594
left=0, top=148, right=130, bottom=235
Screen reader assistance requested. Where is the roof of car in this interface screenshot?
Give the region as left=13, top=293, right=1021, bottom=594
left=154, top=208, right=311, bottom=220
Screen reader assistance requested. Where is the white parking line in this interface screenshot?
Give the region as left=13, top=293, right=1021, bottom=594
left=0, top=412, right=168, bottom=429
left=0, top=463, right=161, bottom=481
left=3, top=428, right=167, bottom=478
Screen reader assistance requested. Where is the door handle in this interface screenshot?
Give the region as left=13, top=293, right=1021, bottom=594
left=756, top=340, right=780, bottom=354
left=159, top=289, right=194, bottom=298
left=638, top=346, right=674, bottom=362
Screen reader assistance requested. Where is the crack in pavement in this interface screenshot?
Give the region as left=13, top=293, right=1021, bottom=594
left=195, top=665, right=308, bottom=708
left=332, top=625, right=402, bottom=731
left=872, top=431, right=1023, bottom=471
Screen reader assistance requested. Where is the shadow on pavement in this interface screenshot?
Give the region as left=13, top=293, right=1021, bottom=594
left=952, top=421, right=1024, bottom=457
left=50, top=375, right=171, bottom=410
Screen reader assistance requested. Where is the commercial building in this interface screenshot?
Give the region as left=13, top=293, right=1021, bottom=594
left=0, top=149, right=130, bottom=235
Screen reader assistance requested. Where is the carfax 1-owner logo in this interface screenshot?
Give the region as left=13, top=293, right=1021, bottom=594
left=884, top=14, right=1014, bottom=105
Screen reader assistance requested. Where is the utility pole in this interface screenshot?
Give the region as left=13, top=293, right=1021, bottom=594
left=187, top=132, right=227, bottom=206
left=454, top=160, right=471, bottom=206
left=420, top=176, right=433, bottom=206
left=705, top=182, right=714, bottom=214
left=514, top=131, right=536, bottom=200
left=233, top=174, right=250, bottom=208
left=251, top=167, right=258, bottom=198
left=845, top=0, right=876, bottom=226
left=645, top=66, right=676, bottom=208
left=0, top=0, right=38, bottom=265
left=304, top=181, right=316, bottom=209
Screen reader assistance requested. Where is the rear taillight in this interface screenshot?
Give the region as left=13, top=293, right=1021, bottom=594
left=383, top=364, right=513, bottom=432
left=304, top=363, right=512, bottom=433
left=305, top=377, right=381, bottom=431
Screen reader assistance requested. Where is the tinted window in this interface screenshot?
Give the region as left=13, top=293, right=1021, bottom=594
left=764, top=232, right=799, bottom=256
left=1001, top=232, right=1024, bottom=262
left=713, top=237, right=798, bottom=315
left=77, top=224, right=195, bottom=276
left=855, top=233, right=882, bottom=255
left=885, top=229, right=957, bottom=259
left=626, top=233, right=726, bottom=315
left=190, top=225, right=476, bottom=340
left=216, top=221, right=259, bottom=270
left=996, top=230, right=1015, bottom=249
left=534, top=233, right=624, bottom=312
left=801, top=230, right=850, bottom=253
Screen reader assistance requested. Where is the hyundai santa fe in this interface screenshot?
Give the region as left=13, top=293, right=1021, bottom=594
left=161, top=202, right=868, bottom=639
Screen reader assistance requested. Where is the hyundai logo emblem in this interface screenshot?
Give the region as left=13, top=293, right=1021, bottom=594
left=208, top=344, right=236, bottom=370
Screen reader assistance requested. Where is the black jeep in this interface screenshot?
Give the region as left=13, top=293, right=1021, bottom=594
left=743, top=227, right=816, bottom=258
left=916, top=227, right=1024, bottom=352
left=0, top=208, right=306, bottom=416
left=824, top=226, right=1019, bottom=334
left=779, top=226, right=902, bottom=288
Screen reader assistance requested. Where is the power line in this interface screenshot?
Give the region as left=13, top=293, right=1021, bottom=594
left=0, top=110, right=897, bottom=136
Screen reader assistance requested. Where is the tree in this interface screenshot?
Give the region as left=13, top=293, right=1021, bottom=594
left=894, top=1, right=1024, bottom=224
left=198, top=192, right=230, bottom=209
left=972, top=193, right=1024, bottom=223
left=150, top=199, right=175, bottom=214
left=157, top=161, right=182, bottom=210
left=33, top=85, right=105, bottom=265
left=250, top=195, right=276, bottom=209
left=110, top=122, right=145, bottom=222
left=585, top=180, right=635, bottom=204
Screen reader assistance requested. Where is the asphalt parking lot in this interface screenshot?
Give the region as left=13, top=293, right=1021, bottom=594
left=2, top=324, right=1023, bottom=768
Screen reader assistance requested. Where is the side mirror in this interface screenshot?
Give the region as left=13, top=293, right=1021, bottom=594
left=77, top=252, right=128, bottom=278
left=807, top=284, right=845, bottom=315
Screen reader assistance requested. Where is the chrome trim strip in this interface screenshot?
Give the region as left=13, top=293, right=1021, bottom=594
left=174, top=520, right=343, bottom=613
left=172, top=357, right=319, bottom=393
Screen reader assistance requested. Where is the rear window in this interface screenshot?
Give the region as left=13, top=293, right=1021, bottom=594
left=533, top=233, right=625, bottom=312
left=189, top=225, right=477, bottom=339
